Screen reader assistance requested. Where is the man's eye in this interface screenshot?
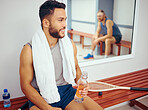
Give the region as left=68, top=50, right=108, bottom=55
left=58, top=19, right=62, bottom=21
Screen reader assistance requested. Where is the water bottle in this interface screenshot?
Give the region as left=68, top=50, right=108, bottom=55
left=74, top=71, right=88, bottom=103
left=3, top=89, right=11, bottom=108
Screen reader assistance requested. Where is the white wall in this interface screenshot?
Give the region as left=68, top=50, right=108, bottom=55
left=114, top=0, right=135, bottom=25
left=0, top=0, right=46, bottom=101
left=113, top=0, right=134, bottom=40
left=71, top=0, right=96, bottom=22
left=0, top=0, right=148, bottom=103
left=71, top=0, right=96, bottom=44
left=113, top=0, right=135, bottom=55
left=0, top=0, right=62, bottom=101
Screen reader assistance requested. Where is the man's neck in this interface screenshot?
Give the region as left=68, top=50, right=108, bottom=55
left=43, top=29, right=58, bottom=48
left=102, top=17, right=106, bottom=25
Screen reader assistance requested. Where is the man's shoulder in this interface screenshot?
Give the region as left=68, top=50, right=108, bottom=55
left=106, top=19, right=113, bottom=26
left=21, top=43, right=32, bottom=58
left=20, top=44, right=33, bottom=66
left=106, top=19, right=113, bottom=23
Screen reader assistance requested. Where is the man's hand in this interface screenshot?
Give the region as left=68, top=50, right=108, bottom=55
left=93, top=37, right=105, bottom=45
left=93, top=38, right=101, bottom=45
left=79, top=84, right=89, bottom=97
left=92, top=35, right=98, bottom=40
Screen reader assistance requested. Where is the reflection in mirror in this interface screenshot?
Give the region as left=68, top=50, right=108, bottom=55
left=67, top=0, right=136, bottom=62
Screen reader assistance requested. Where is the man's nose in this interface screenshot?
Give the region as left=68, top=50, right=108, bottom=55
left=63, top=20, right=67, bottom=28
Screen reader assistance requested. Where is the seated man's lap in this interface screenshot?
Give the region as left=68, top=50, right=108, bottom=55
left=29, top=84, right=76, bottom=110
left=113, top=35, right=121, bottom=43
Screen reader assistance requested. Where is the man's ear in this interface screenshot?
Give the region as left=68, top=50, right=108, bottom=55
left=42, top=19, right=50, bottom=28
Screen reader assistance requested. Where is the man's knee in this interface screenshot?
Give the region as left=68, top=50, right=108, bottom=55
left=30, top=105, right=40, bottom=110
left=83, top=96, right=104, bottom=110
left=105, top=38, right=111, bottom=44
left=65, top=100, right=85, bottom=110
left=65, top=97, right=103, bottom=110
left=105, top=38, right=115, bottom=45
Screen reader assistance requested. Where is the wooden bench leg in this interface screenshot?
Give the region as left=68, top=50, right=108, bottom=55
left=129, top=99, right=148, bottom=109
left=117, top=45, right=121, bottom=56
left=81, top=36, right=84, bottom=49
left=129, top=48, right=131, bottom=54
left=100, top=42, right=121, bottom=56
left=111, top=44, right=113, bottom=54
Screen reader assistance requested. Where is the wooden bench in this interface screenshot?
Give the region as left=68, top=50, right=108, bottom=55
left=0, top=96, right=28, bottom=110
left=68, top=29, right=132, bottom=56
left=100, top=40, right=131, bottom=56
left=88, top=68, right=148, bottom=109
left=1, top=69, right=147, bottom=109
left=68, top=29, right=93, bottom=48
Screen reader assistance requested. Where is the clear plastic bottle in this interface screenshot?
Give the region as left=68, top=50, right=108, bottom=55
left=74, top=71, right=88, bottom=103
left=3, top=89, right=11, bottom=108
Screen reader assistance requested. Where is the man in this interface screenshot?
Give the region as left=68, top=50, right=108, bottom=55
left=19, top=0, right=103, bottom=110
left=84, top=9, right=122, bottom=59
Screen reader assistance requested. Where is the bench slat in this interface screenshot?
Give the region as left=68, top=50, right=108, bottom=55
left=105, top=73, right=148, bottom=86
left=90, top=86, right=148, bottom=108
left=68, top=30, right=93, bottom=38
left=88, top=68, right=148, bottom=109
left=99, top=69, right=148, bottom=82
left=119, top=40, right=131, bottom=48
left=88, top=81, right=148, bottom=100
left=0, top=96, right=28, bottom=109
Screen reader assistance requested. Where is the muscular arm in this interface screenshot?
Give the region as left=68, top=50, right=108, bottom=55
left=94, top=22, right=101, bottom=38
left=71, top=40, right=82, bottom=84
left=71, top=41, right=89, bottom=97
left=103, top=20, right=113, bottom=38
left=94, top=20, right=113, bottom=43
left=19, top=45, right=52, bottom=109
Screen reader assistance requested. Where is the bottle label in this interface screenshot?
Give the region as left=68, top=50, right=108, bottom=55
left=3, top=93, right=10, bottom=99
left=76, top=84, right=84, bottom=98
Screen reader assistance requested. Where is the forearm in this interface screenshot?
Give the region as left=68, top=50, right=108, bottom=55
left=21, top=84, right=52, bottom=110
left=96, top=34, right=112, bottom=42
left=75, top=65, right=82, bottom=84
left=95, top=32, right=99, bottom=37
left=103, top=34, right=112, bottom=39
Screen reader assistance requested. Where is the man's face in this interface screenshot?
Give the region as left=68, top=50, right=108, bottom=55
left=48, top=8, right=67, bottom=39
left=97, top=12, right=105, bottom=22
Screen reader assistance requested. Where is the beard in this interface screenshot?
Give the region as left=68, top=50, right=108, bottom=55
left=48, top=26, right=65, bottom=39
left=98, top=18, right=104, bottom=22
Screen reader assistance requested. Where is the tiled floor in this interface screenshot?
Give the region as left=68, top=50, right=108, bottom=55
left=75, top=43, right=116, bottom=62
left=111, top=96, right=148, bottom=110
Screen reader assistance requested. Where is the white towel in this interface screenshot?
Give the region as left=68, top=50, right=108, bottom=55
left=32, top=28, right=76, bottom=104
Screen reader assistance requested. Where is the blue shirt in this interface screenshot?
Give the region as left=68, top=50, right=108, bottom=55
left=100, top=18, right=122, bottom=38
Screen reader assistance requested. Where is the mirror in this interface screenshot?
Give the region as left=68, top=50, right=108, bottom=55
left=67, top=0, right=136, bottom=62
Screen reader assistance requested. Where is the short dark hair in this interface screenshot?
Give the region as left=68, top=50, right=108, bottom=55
left=98, top=9, right=105, bottom=14
left=39, top=0, right=66, bottom=27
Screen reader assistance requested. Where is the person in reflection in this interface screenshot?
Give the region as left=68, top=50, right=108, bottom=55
left=19, top=0, right=103, bottom=110
left=84, top=9, right=122, bottom=59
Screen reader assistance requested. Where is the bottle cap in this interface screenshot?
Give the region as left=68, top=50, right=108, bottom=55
left=4, top=89, right=8, bottom=93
